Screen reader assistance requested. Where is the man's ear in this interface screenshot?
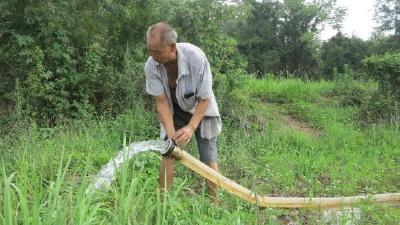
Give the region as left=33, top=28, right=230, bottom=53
left=170, top=43, right=177, bottom=52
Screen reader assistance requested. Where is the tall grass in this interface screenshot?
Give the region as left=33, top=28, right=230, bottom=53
left=0, top=106, right=261, bottom=224
left=244, top=77, right=334, bottom=104
left=0, top=77, right=399, bottom=224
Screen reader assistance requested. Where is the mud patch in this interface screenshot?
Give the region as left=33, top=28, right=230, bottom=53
left=284, top=116, right=321, bottom=137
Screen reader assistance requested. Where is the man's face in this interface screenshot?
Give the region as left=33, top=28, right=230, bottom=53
left=147, top=35, right=175, bottom=64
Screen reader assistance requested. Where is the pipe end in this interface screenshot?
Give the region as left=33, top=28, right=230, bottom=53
left=161, top=139, right=176, bottom=157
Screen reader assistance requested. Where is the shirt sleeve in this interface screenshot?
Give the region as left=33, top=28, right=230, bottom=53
left=145, top=62, right=164, bottom=97
left=195, top=58, right=213, bottom=100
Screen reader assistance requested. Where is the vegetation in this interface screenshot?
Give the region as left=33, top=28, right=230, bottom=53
left=1, top=0, right=400, bottom=123
left=1, top=77, right=399, bottom=224
left=1, top=0, right=399, bottom=224
left=232, top=0, right=345, bottom=78
left=362, top=52, right=400, bottom=124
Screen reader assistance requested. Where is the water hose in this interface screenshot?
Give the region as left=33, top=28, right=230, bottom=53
left=161, top=140, right=400, bottom=209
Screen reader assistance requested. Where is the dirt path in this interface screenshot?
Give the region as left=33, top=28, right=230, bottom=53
left=283, top=115, right=321, bottom=137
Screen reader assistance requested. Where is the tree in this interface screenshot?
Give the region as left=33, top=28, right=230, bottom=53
left=167, top=0, right=245, bottom=73
left=279, top=0, right=343, bottom=78
left=374, top=0, right=400, bottom=36
left=232, top=0, right=344, bottom=78
left=234, top=0, right=283, bottom=75
left=320, top=32, right=368, bottom=79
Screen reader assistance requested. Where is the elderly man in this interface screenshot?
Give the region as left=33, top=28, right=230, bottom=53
left=144, top=22, right=222, bottom=203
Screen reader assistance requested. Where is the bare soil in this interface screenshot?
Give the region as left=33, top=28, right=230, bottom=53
left=284, top=115, right=321, bottom=137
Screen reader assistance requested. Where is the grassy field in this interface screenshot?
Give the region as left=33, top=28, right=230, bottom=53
left=1, top=77, right=399, bottom=224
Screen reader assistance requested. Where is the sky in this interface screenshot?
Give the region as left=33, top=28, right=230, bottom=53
left=320, top=0, right=377, bottom=40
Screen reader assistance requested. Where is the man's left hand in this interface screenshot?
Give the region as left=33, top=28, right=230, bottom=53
left=174, top=125, right=195, bottom=146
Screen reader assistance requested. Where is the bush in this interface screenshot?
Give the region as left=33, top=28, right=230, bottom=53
left=363, top=53, right=400, bottom=101
left=213, top=67, right=250, bottom=120
left=331, top=68, right=376, bottom=107
left=361, top=53, right=400, bottom=124
left=359, top=92, right=400, bottom=125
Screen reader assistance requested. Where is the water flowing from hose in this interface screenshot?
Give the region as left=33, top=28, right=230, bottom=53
left=87, top=140, right=169, bottom=191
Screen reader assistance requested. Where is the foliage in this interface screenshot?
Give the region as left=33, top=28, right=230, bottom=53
left=213, top=68, right=252, bottom=123
left=168, top=0, right=246, bottom=73
left=360, top=91, right=400, bottom=125
left=232, top=0, right=344, bottom=78
left=0, top=0, right=157, bottom=125
left=278, top=0, right=339, bottom=78
left=374, top=0, right=400, bottom=36
left=329, top=66, right=377, bottom=107
left=368, top=35, right=400, bottom=54
left=2, top=0, right=400, bottom=128
left=233, top=0, right=283, bottom=75
left=320, top=33, right=369, bottom=79
left=363, top=53, right=400, bottom=103
left=0, top=0, right=249, bottom=126
left=361, top=52, right=400, bottom=123
left=370, top=0, right=400, bottom=55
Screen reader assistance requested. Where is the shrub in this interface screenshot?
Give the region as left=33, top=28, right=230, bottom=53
left=359, top=92, right=400, bottom=125
left=363, top=53, right=400, bottom=101
left=213, top=68, right=250, bottom=120
left=331, top=69, right=376, bottom=107
left=361, top=53, right=400, bottom=124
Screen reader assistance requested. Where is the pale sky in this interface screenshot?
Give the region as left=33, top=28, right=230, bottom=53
left=320, top=0, right=377, bottom=40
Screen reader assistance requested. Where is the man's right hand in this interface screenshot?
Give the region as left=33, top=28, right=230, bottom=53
left=174, top=125, right=195, bottom=146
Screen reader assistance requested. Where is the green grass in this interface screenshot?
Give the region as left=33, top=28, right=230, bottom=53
left=0, top=77, right=399, bottom=224
left=244, top=77, right=334, bottom=104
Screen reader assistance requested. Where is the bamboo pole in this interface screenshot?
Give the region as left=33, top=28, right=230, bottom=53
left=170, top=147, right=400, bottom=209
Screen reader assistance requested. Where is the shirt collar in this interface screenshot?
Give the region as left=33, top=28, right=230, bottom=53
left=154, top=43, right=189, bottom=78
left=176, top=44, right=189, bottom=77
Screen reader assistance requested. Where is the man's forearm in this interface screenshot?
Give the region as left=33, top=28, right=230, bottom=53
left=188, top=98, right=209, bottom=130
left=156, top=96, right=175, bottom=139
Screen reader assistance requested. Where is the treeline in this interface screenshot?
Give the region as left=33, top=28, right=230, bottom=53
left=234, top=0, right=400, bottom=79
left=1, top=0, right=399, bottom=127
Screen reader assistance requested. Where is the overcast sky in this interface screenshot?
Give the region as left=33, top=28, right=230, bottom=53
left=320, top=0, right=377, bottom=40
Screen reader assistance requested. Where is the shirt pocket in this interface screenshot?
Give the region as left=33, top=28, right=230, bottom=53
left=182, top=89, right=196, bottom=110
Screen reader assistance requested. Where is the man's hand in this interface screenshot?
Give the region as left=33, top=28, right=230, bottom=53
left=174, top=125, right=196, bottom=146
left=173, top=98, right=209, bottom=146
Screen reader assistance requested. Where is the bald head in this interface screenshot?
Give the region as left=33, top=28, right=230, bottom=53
left=146, top=22, right=178, bottom=64
left=147, top=22, right=177, bottom=47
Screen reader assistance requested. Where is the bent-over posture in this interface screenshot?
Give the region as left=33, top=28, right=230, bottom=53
left=144, top=22, right=222, bottom=203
